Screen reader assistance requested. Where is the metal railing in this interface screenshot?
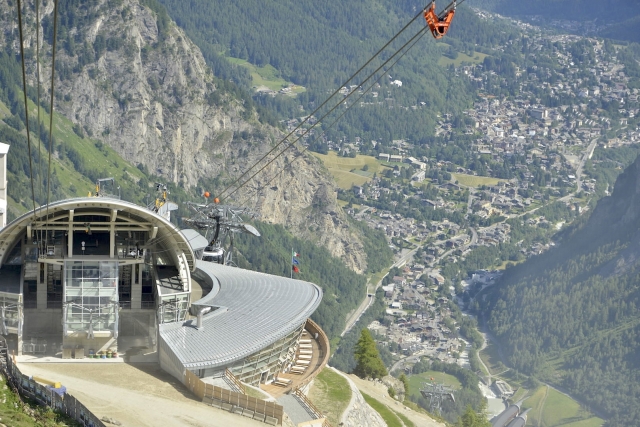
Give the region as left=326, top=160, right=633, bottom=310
left=293, top=387, right=333, bottom=427
left=224, top=368, right=246, bottom=394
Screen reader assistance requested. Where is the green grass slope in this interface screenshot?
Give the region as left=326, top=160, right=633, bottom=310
left=0, top=96, right=152, bottom=222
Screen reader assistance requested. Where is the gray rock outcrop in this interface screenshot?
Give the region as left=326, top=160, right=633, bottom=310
left=0, top=0, right=367, bottom=271
left=330, top=368, right=386, bottom=427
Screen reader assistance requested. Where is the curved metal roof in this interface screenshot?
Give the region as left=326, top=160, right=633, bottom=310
left=159, top=261, right=323, bottom=370
left=0, top=197, right=196, bottom=271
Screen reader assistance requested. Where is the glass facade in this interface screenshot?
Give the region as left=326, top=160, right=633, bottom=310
left=0, top=292, right=22, bottom=333
left=158, top=294, right=189, bottom=324
left=227, top=323, right=305, bottom=385
left=63, top=261, right=119, bottom=335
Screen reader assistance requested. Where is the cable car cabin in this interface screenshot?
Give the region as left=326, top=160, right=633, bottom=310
left=202, top=246, right=225, bottom=264
left=424, top=2, right=456, bottom=39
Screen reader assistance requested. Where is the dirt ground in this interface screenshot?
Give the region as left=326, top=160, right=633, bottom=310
left=345, top=373, right=445, bottom=427
left=17, top=362, right=265, bottom=427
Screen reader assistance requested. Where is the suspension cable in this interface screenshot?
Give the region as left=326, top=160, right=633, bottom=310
left=15, top=0, right=38, bottom=221
left=236, top=28, right=430, bottom=209
left=44, top=0, right=60, bottom=245
left=35, top=0, right=44, bottom=246
left=218, top=1, right=468, bottom=202
left=215, top=8, right=427, bottom=201
left=225, top=24, right=430, bottom=202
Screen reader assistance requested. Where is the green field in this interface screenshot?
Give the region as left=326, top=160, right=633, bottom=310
left=308, top=368, right=352, bottom=426
left=539, top=388, right=603, bottom=427
left=519, top=386, right=603, bottom=427
left=407, top=371, right=461, bottom=401
left=312, top=151, right=388, bottom=190
left=227, top=57, right=305, bottom=94
left=436, top=43, right=489, bottom=67
left=521, top=386, right=547, bottom=425
left=452, top=173, right=502, bottom=187
left=478, top=343, right=501, bottom=375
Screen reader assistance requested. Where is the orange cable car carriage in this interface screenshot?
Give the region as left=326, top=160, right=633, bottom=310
left=424, top=1, right=456, bottom=39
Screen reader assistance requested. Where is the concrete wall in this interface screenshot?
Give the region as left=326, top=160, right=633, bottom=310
left=23, top=309, right=63, bottom=338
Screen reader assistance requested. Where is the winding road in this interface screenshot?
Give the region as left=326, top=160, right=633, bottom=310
left=341, top=247, right=420, bottom=337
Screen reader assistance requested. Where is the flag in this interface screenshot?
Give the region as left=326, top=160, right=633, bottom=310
left=291, top=249, right=301, bottom=275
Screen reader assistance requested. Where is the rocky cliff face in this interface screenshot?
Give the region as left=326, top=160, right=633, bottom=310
left=0, top=0, right=366, bottom=272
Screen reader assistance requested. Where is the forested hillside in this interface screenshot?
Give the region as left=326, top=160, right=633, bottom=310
left=484, top=154, right=640, bottom=426
left=234, top=222, right=392, bottom=341
left=156, top=1, right=503, bottom=141
left=474, top=0, right=640, bottom=42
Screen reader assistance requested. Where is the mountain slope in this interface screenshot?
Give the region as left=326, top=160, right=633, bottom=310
left=0, top=0, right=370, bottom=272
left=156, top=0, right=480, bottom=142
left=485, top=154, right=640, bottom=426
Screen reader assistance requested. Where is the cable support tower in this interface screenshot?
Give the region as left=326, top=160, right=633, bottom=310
left=420, top=380, right=455, bottom=415
left=182, top=202, right=260, bottom=267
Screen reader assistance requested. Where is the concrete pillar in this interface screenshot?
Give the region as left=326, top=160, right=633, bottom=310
left=36, top=263, right=47, bottom=310
left=110, top=209, right=117, bottom=259
left=131, top=264, right=142, bottom=309
left=67, top=210, right=74, bottom=258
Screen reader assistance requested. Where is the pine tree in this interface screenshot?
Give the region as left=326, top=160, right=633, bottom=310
left=457, top=404, right=491, bottom=427
left=353, top=329, right=387, bottom=379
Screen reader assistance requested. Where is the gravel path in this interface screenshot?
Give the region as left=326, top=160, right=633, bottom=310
left=17, top=362, right=263, bottom=427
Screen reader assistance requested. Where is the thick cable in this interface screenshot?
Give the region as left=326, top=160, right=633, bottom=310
left=226, top=24, right=430, bottom=201
left=215, top=8, right=427, bottom=201
left=16, top=0, right=38, bottom=219
left=236, top=28, right=430, bottom=208
left=35, top=0, right=44, bottom=245
left=44, top=0, right=60, bottom=245
left=35, top=0, right=42, bottom=197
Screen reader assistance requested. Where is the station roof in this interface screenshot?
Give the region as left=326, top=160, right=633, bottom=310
left=159, top=261, right=322, bottom=370
left=0, top=197, right=196, bottom=271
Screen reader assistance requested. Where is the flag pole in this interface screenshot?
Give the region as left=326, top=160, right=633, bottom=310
left=291, top=247, right=293, bottom=279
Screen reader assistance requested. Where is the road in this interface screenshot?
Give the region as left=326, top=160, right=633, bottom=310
left=390, top=354, right=422, bottom=375
left=341, top=247, right=419, bottom=337
left=466, top=188, right=475, bottom=217
left=576, top=138, right=598, bottom=191
left=429, top=227, right=476, bottom=267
